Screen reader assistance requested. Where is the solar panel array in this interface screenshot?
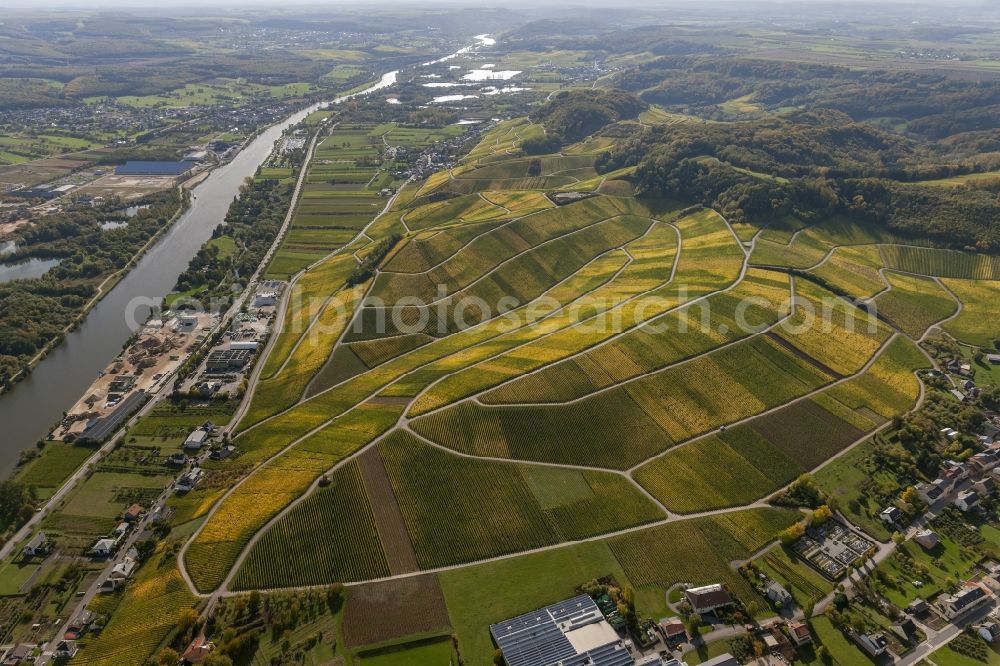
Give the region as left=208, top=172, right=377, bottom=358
left=490, top=594, right=635, bottom=666
left=115, top=161, right=193, bottom=176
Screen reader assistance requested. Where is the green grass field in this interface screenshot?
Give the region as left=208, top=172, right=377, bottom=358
left=14, top=442, right=95, bottom=499
left=358, top=637, right=457, bottom=665
left=810, top=615, right=874, bottom=666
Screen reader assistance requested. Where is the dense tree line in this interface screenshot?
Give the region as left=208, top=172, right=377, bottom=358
left=9, top=190, right=181, bottom=281
left=627, top=155, right=1000, bottom=250
left=0, top=480, right=35, bottom=537
left=347, top=234, right=401, bottom=286
left=596, top=109, right=991, bottom=181
left=586, top=93, right=1000, bottom=250
left=173, top=177, right=294, bottom=306
left=0, top=190, right=182, bottom=386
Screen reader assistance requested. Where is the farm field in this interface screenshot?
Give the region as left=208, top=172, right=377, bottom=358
left=73, top=546, right=198, bottom=666
left=808, top=244, right=885, bottom=299
left=376, top=431, right=663, bottom=568
left=940, top=278, right=1000, bottom=346
left=142, top=106, right=1000, bottom=666
left=127, top=399, right=237, bottom=448
left=266, top=122, right=392, bottom=278
left=341, top=575, right=452, bottom=648
left=874, top=271, right=957, bottom=338
left=12, top=8, right=1000, bottom=666
left=880, top=245, right=1000, bottom=280
left=232, top=460, right=389, bottom=589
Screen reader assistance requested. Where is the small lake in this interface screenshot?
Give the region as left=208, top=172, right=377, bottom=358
left=0, top=257, right=60, bottom=283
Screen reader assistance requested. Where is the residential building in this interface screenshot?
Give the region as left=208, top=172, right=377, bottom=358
left=2, top=645, right=31, bottom=665
left=54, top=640, right=78, bottom=659
left=970, top=451, right=1000, bottom=474
left=788, top=622, right=812, bottom=647
left=894, top=618, right=918, bottom=643
left=913, top=530, right=940, bottom=551
left=210, top=444, right=236, bottom=460
left=685, top=584, right=734, bottom=614
left=942, top=461, right=967, bottom=482
left=64, top=610, right=95, bottom=640
left=852, top=632, right=888, bottom=657
left=149, top=505, right=172, bottom=523
left=23, top=531, right=50, bottom=557
left=881, top=506, right=903, bottom=525
left=765, top=580, right=792, bottom=605
left=90, top=537, right=118, bottom=558
left=975, top=477, right=997, bottom=497
left=979, top=623, right=1000, bottom=643
left=108, top=553, right=138, bottom=582
left=176, top=467, right=204, bottom=492
left=938, top=584, right=991, bottom=620
left=915, top=482, right=944, bottom=504
left=659, top=618, right=687, bottom=645
left=184, top=428, right=209, bottom=450
left=124, top=503, right=144, bottom=522
left=955, top=490, right=981, bottom=512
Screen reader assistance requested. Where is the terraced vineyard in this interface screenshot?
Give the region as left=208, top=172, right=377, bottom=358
left=169, top=116, right=999, bottom=663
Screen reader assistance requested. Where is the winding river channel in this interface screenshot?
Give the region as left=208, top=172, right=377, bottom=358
left=0, top=69, right=399, bottom=474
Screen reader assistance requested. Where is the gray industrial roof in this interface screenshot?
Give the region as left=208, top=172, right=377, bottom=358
left=490, top=594, right=634, bottom=666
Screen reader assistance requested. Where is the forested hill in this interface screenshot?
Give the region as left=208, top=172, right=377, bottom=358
left=514, top=60, right=1000, bottom=252
left=523, top=89, right=646, bottom=153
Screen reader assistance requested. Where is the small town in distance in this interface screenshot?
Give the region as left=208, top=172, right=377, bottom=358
left=1, top=1, right=1000, bottom=666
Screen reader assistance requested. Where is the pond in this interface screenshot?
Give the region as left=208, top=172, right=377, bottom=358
left=0, top=257, right=60, bottom=283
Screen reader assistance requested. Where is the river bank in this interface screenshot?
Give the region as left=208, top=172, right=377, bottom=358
left=0, top=73, right=399, bottom=476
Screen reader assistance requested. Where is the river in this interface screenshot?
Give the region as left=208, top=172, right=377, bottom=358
left=0, top=69, right=398, bottom=475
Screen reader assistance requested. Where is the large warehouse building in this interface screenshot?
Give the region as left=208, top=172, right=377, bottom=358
left=490, top=595, right=638, bottom=666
